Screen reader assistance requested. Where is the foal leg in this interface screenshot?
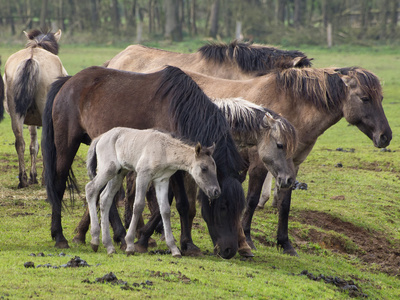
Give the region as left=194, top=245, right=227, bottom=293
left=125, top=175, right=149, bottom=255
left=100, top=174, right=125, bottom=255
left=258, top=172, right=273, bottom=209
left=28, top=125, right=39, bottom=185
left=11, top=116, right=28, bottom=188
left=154, top=179, right=181, bottom=258
left=85, top=180, right=102, bottom=252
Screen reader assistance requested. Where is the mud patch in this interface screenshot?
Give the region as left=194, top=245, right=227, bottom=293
left=292, top=210, right=400, bottom=276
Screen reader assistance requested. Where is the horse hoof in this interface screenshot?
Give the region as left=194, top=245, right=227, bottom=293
left=119, top=240, right=127, bottom=251
left=182, top=245, right=203, bottom=257
left=107, top=249, right=116, bottom=256
left=148, top=238, right=157, bottom=248
left=17, top=182, right=29, bottom=189
left=90, top=243, right=99, bottom=252
left=133, top=242, right=148, bottom=253
left=283, top=248, right=299, bottom=257
left=72, top=235, right=86, bottom=244
left=238, top=248, right=255, bottom=257
left=172, top=253, right=182, bottom=258
left=55, top=241, right=70, bottom=249
left=126, top=250, right=135, bottom=256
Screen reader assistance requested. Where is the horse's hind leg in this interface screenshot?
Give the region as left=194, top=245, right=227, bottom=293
left=28, top=125, right=39, bottom=185
left=11, top=116, right=28, bottom=188
left=258, top=172, right=273, bottom=209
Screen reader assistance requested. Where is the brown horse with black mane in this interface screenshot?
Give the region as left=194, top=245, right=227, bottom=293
left=42, top=66, right=247, bottom=259
left=105, top=40, right=312, bottom=79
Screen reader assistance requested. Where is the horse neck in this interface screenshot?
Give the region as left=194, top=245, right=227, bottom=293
left=163, top=141, right=195, bottom=173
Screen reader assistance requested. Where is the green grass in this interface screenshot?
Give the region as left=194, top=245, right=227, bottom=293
left=0, top=41, right=399, bottom=299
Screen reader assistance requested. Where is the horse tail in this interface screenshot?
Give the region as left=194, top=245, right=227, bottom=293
left=42, top=75, right=72, bottom=211
left=13, top=58, right=40, bottom=117
left=86, top=136, right=100, bottom=179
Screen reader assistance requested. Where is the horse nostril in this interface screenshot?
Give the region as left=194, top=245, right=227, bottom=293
left=287, top=177, right=294, bottom=187
left=380, top=134, right=387, bottom=144
left=221, top=247, right=235, bottom=259
left=214, top=188, right=221, bottom=197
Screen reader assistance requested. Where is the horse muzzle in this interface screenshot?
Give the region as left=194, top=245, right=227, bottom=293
left=276, top=176, right=295, bottom=190
left=373, top=131, right=392, bottom=148
left=207, top=186, right=221, bottom=200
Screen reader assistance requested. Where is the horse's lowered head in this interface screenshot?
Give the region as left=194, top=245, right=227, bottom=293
left=337, top=67, right=392, bottom=148
left=189, top=143, right=221, bottom=200
left=258, top=111, right=297, bottom=190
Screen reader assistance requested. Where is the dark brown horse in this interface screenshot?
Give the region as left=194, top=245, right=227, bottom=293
left=105, top=40, right=312, bottom=79
left=42, top=66, right=246, bottom=259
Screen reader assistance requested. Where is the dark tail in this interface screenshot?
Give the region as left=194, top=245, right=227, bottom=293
left=0, top=74, right=4, bottom=122
left=13, top=58, right=40, bottom=117
left=42, top=75, right=72, bottom=211
left=86, top=136, right=100, bottom=179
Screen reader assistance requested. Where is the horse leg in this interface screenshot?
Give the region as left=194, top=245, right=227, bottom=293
left=85, top=179, right=102, bottom=252
left=258, top=172, right=273, bottom=209
left=171, top=170, right=202, bottom=256
left=28, top=125, right=39, bottom=185
left=11, top=116, right=28, bottom=188
left=184, top=174, right=197, bottom=235
left=100, top=174, right=125, bottom=255
left=241, top=151, right=268, bottom=250
left=154, top=179, right=181, bottom=258
left=125, top=175, right=149, bottom=255
left=276, top=188, right=298, bottom=256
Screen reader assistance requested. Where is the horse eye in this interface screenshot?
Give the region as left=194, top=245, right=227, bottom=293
left=361, top=96, right=369, bottom=102
left=201, top=165, right=208, bottom=172
left=277, top=143, right=284, bottom=149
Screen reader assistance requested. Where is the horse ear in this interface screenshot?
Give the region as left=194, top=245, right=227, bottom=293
left=54, top=29, right=62, bottom=42
left=339, top=74, right=352, bottom=87
left=23, top=31, right=29, bottom=39
left=195, top=142, right=202, bottom=156
left=263, top=112, right=276, bottom=128
left=206, top=143, right=216, bottom=155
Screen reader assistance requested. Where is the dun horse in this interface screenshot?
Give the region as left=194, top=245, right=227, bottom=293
left=42, top=66, right=245, bottom=259
left=126, top=97, right=298, bottom=253
left=86, top=127, right=220, bottom=257
left=105, top=40, right=312, bottom=80
left=3, top=29, right=67, bottom=188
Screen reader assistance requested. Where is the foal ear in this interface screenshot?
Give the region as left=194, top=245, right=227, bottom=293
left=195, top=142, right=202, bottom=156
left=23, top=31, right=29, bottom=39
left=263, top=112, right=276, bottom=128
left=338, top=74, right=352, bottom=87
left=206, top=143, right=216, bottom=156
left=54, top=29, right=62, bottom=42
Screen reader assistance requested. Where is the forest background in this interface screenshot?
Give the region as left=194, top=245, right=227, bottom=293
left=0, top=0, right=399, bottom=47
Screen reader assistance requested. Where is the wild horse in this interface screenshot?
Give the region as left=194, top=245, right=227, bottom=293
left=3, top=29, right=67, bottom=188
left=86, top=127, right=220, bottom=257
left=42, top=66, right=246, bottom=259
left=105, top=40, right=312, bottom=79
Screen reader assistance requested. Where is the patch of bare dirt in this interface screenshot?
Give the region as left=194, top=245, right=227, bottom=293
left=291, top=210, right=400, bottom=277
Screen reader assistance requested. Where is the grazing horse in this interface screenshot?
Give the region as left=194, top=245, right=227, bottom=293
left=128, top=96, right=299, bottom=253
left=3, top=29, right=67, bottom=188
left=86, top=127, right=220, bottom=257
left=42, top=66, right=246, bottom=259
left=105, top=40, right=312, bottom=79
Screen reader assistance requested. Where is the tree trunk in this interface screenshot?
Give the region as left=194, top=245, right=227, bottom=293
left=90, top=0, right=99, bottom=33
left=209, top=0, right=220, bottom=38
left=136, top=4, right=143, bottom=43
left=190, top=0, right=197, bottom=35
left=389, top=0, right=399, bottom=36
left=276, top=0, right=286, bottom=25
left=164, top=0, right=182, bottom=41
left=294, top=0, right=305, bottom=27
left=40, top=0, right=48, bottom=29
left=110, top=0, right=120, bottom=34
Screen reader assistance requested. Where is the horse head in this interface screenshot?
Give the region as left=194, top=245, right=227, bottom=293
left=258, top=112, right=297, bottom=190
left=24, top=29, right=61, bottom=55
left=190, top=143, right=221, bottom=200
left=338, top=67, right=392, bottom=148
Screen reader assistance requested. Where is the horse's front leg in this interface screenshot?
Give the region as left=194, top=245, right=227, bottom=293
left=85, top=179, right=101, bottom=252
left=28, top=125, right=39, bottom=185
left=171, top=171, right=202, bottom=256
left=154, top=179, right=181, bottom=258
left=241, top=152, right=268, bottom=250
left=11, top=116, right=28, bottom=188
left=276, top=188, right=298, bottom=256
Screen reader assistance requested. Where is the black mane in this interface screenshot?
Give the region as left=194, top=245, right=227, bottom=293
left=25, top=29, right=59, bottom=55
left=198, top=40, right=312, bottom=75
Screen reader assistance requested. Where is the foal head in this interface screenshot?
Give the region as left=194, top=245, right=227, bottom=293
left=258, top=111, right=297, bottom=189
left=189, top=143, right=221, bottom=200
left=24, top=29, right=61, bottom=55
left=337, top=67, right=392, bottom=148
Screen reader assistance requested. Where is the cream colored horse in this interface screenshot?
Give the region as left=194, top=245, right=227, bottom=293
left=3, top=29, right=67, bottom=188
left=85, top=127, right=220, bottom=257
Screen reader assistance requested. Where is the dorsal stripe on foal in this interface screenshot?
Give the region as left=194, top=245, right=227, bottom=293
left=25, top=29, right=59, bottom=55
left=212, top=97, right=298, bottom=157
left=334, top=67, right=382, bottom=103
left=274, top=68, right=348, bottom=112
left=198, top=41, right=312, bottom=75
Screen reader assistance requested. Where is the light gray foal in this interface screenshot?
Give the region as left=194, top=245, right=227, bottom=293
left=85, top=127, right=221, bottom=257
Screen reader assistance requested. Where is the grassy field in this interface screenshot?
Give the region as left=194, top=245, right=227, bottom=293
left=0, top=39, right=399, bottom=299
